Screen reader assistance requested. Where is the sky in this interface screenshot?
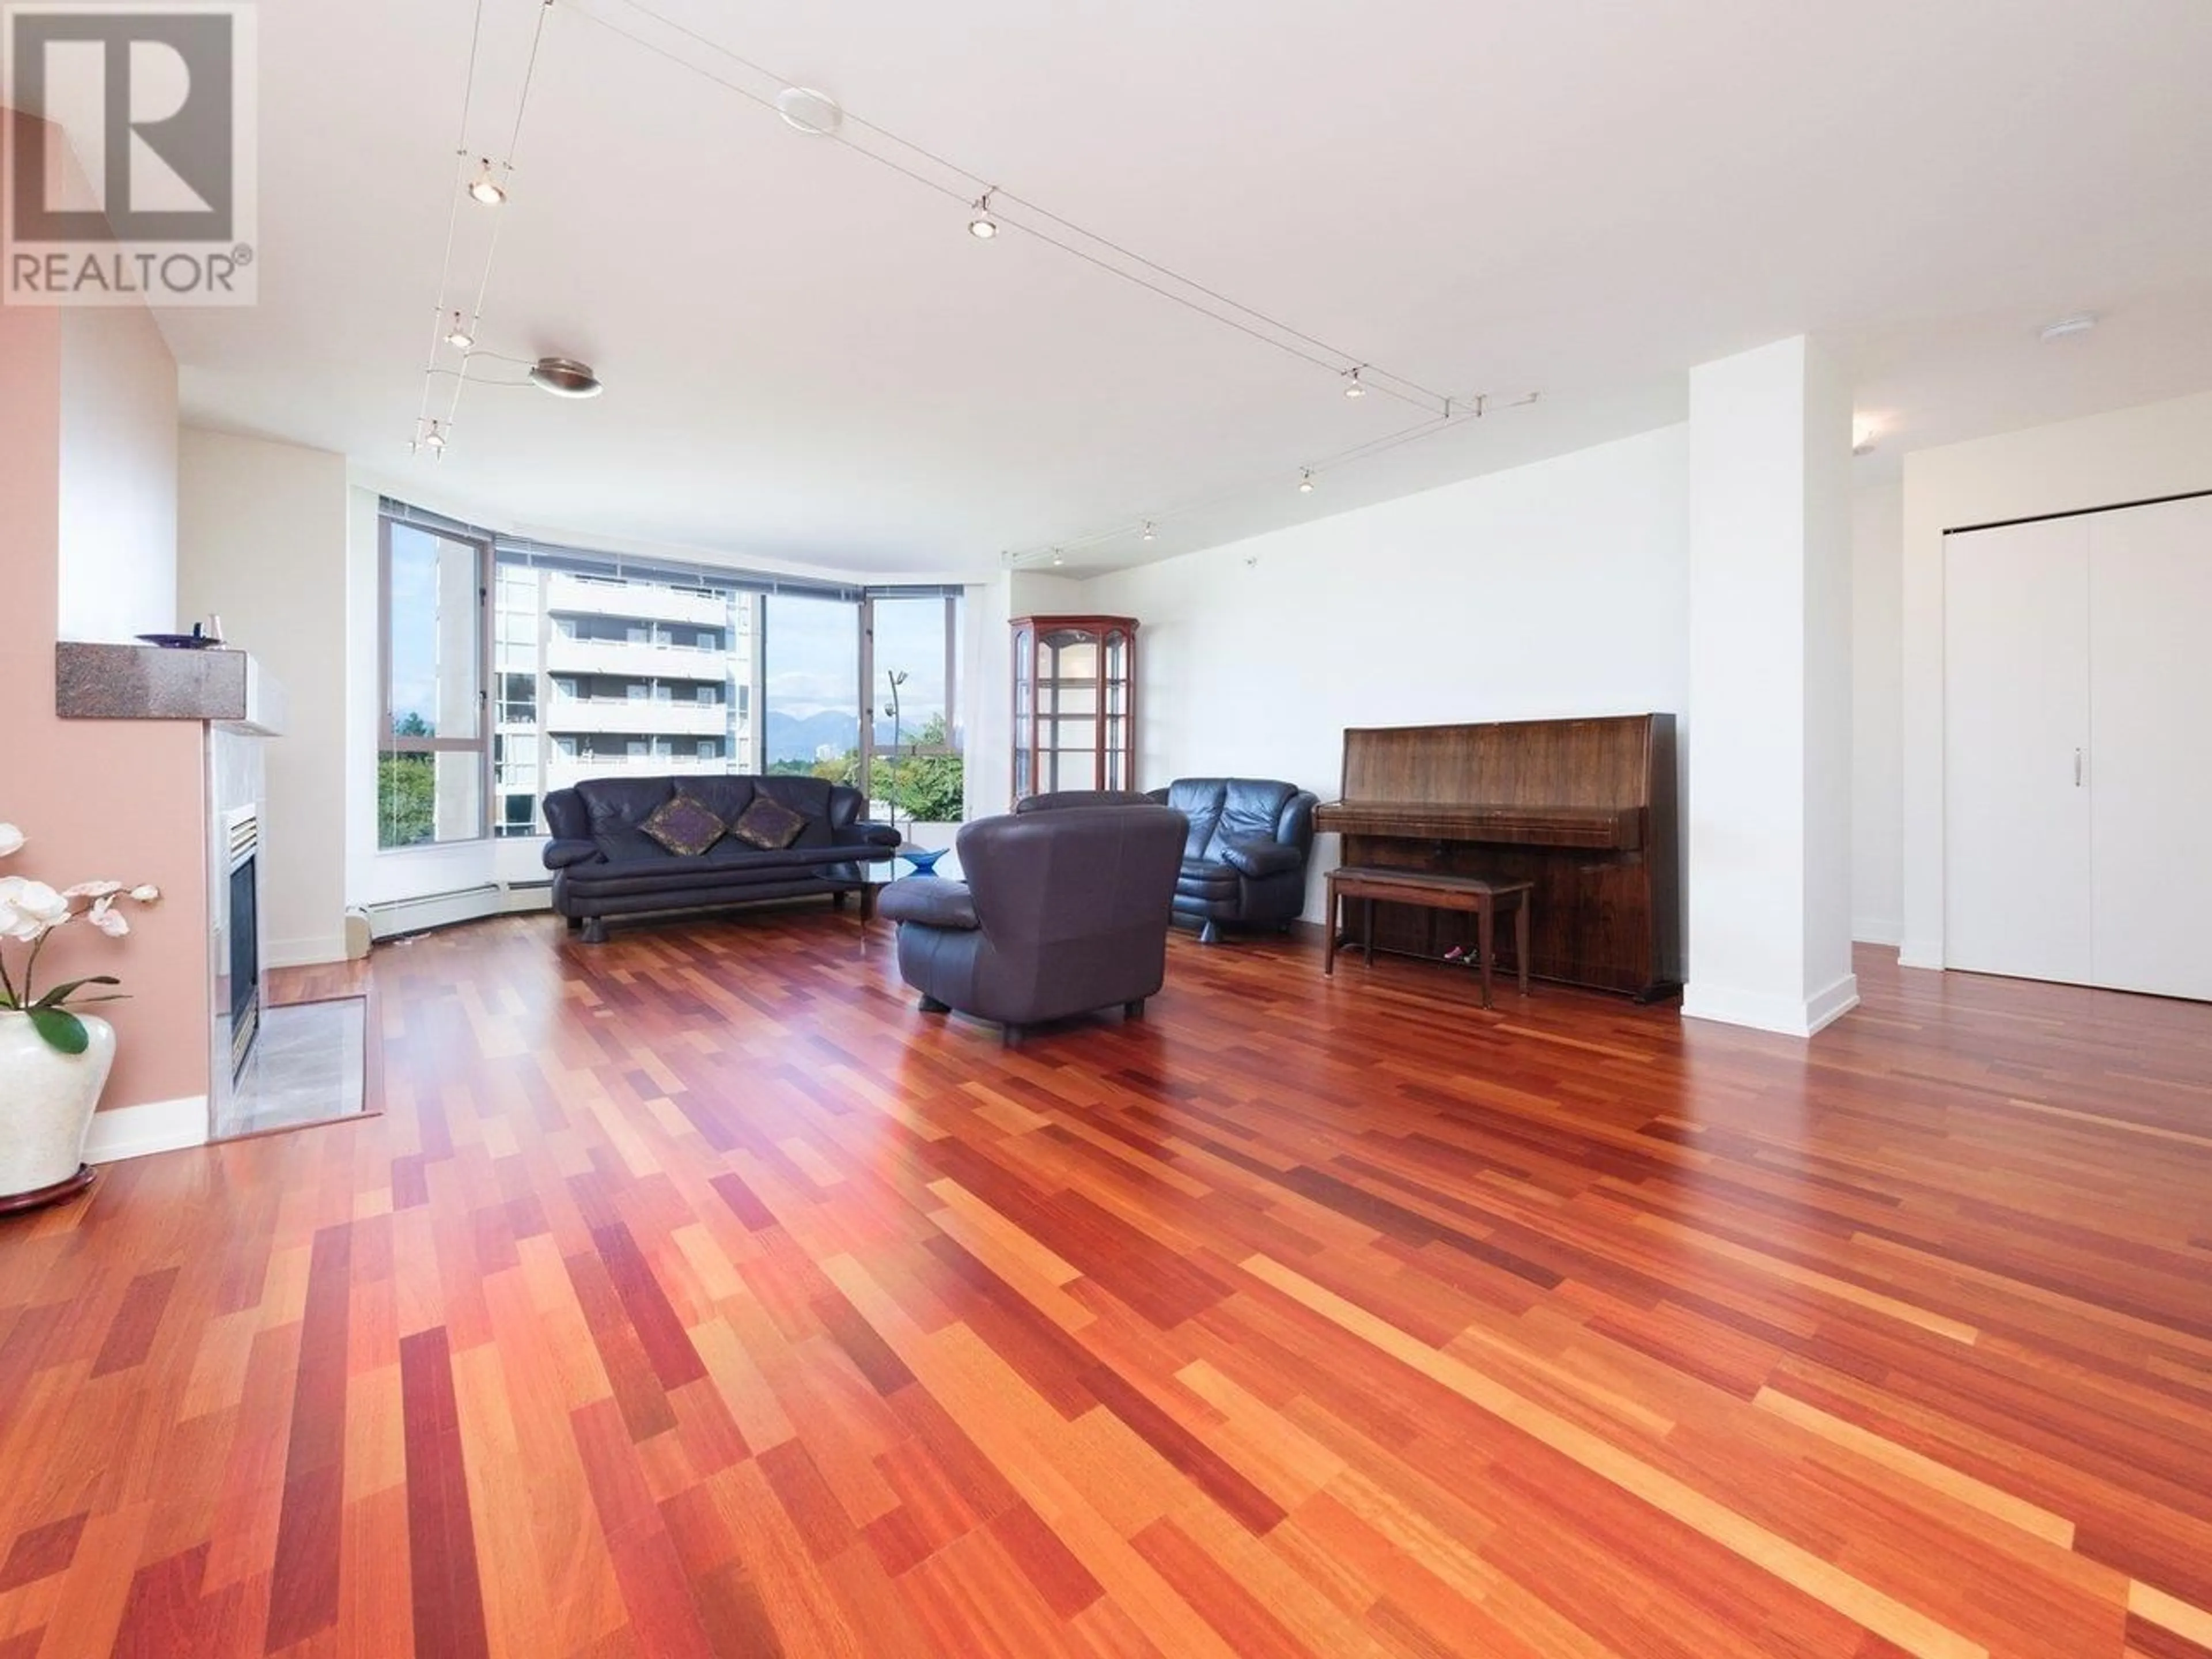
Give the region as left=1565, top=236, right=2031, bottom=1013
left=767, top=592, right=951, bottom=733
left=387, top=525, right=449, bottom=733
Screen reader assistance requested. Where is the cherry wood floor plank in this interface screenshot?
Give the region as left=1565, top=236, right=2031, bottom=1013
left=2, top=913, right=2209, bottom=1655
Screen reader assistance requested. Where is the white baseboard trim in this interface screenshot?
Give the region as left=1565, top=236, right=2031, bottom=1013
left=1851, top=916, right=1903, bottom=947
left=267, top=934, right=349, bottom=970
left=85, top=1094, right=209, bottom=1164
left=1802, top=972, right=1862, bottom=1036
left=1898, top=937, right=1944, bottom=971
left=1681, top=973, right=1861, bottom=1039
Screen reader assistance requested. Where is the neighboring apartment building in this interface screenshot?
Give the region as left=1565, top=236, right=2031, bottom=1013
left=492, top=566, right=754, bottom=836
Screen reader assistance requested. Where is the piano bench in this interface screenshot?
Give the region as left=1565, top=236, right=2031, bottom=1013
left=1324, top=866, right=1533, bottom=1009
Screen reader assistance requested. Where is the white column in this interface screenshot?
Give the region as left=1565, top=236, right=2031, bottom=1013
left=1683, top=336, right=1857, bottom=1036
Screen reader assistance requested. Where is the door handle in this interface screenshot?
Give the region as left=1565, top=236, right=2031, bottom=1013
left=2074, top=748, right=2084, bottom=787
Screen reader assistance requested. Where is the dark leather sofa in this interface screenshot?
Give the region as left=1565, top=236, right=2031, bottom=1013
left=542, top=774, right=897, bottom=942
left=1143, top=778, right=1319, bottom=941
left=877, top=802, right=1185, bottom=1043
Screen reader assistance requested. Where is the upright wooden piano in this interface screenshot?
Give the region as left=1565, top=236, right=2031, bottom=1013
left=1313, top=714, right=1680, bottom=1000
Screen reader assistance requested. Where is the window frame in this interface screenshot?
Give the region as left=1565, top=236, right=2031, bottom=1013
left=858, top=591, right=964, bottom=824
left=377, top=512, right=493, bottom=847
left=860, top=592, right=961, bottom=762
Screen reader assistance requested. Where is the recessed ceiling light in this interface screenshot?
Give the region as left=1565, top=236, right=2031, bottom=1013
left=775, top=87, right=843, bottom=135
left=467, top=160, right=506, bottom=206
left=528, top=357, right=604, bottom=398
left=2039, top=312, right=2098, bottom=342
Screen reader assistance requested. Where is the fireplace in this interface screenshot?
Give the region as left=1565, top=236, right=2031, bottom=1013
left=208, top=728, right=270, bottom=1130
left=226, top=809, right=260, bottom=1078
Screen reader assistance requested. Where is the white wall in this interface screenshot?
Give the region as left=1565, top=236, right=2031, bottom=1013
left=1681, top=336, right=1856, bottom=1036
left=56, top=305, right=177, bottom=641
left=178, top=430, right=352, bottom=966
left=1901, top=389, right=2212, bottom=965
left=1075, top=425, right=1691, bottom=922
left=1851, top=480, right=1903, bottom=945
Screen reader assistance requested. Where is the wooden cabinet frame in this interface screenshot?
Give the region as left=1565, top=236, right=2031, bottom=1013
left=1010, top=615, right=1138, bottom=800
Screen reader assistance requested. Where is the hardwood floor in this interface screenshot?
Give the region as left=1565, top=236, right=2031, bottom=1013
left=3, top=909, right=2210, bottom=1658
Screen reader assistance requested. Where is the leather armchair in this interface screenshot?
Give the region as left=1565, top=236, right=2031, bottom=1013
left=1145, top=778, right=1319, bottom=942
left=877, top=803, right=1186, bottom=1044
left=1013, top=790, right=1158, bottom=813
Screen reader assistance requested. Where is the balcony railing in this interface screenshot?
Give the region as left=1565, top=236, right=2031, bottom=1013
left=544, top=634, right=744, bottom=682
left=544, top=573, right=734, bottom=628
left=544, top=753, right=738, bottom=786
left=545, top=695, right=731, bottom=737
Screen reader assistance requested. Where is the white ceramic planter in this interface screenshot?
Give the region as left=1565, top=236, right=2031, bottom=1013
left=0, top=1009, right=115, bottom=1197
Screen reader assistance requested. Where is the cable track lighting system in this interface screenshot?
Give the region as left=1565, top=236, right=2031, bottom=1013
left=410, top=0, right=1540, bottom=551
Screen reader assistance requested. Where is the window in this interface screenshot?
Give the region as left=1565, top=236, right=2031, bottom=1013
left=377, top=500, right=963, bottom=843
left=864, top=593, right=964, bottom=824
left=763, top=592, right=862, bottom=785
left=379, top=518, right=488, bottom=847
left=498, top=672, right=536, bottom=724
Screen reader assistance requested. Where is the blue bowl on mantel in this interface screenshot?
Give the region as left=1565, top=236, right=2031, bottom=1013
left=898, top=846, right=947, bottom=877
left=137, top=632, right=221, bottom=649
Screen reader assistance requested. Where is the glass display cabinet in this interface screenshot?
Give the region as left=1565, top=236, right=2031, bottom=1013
left=1010, top=615, right=1138, bottom=800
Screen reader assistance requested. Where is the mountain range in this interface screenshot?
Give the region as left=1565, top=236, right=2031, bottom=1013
left=764, top=710, right=925, bottom=763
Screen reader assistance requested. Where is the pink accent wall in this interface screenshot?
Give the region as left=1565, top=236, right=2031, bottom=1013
left=1, top=160, right=209, bottom=1115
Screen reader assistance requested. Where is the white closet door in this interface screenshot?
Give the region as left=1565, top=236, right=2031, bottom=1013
left=1944, top=518, right=2092, bottom=983
left=2088, top=494, right=2212, bottom=1001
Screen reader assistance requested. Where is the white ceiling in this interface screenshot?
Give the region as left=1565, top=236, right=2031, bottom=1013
left=162, top=0, right=2212, bottom=575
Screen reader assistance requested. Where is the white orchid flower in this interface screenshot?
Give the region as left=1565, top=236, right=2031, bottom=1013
left=0, top=825, right=154, bottom=1036
left=0, top=877, right=69, bottom=941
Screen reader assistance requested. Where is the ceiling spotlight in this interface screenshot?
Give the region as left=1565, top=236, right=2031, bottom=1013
left=968, top=190, right=999, bottom=240
left=1141, top=521, right=1156, bottom=541
left=2038, top=312, right=2098, bottom=342
left=1298, top=469, right=1315, bottom=493
left=1852, top=418, right=1878, bottom=454
left=444, top=312, right=474, bottom=351
left=774, top=86, right=843, bottom=135
left=1051, top=548, right=1064, bottom=566
left=527, top=356, right=604, bottom=398
left=423, top=421, right=448, bottom=452
left=467, top=159, right=506, bottom=206
left=1344, top=368, right=1367, bottom=399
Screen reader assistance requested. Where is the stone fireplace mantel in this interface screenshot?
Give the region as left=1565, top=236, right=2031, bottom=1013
left=55, top=642, right=286, bottom=736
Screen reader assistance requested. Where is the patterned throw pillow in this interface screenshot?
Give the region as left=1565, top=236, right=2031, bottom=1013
left=639, top=794, right=726, bottom=857
left=731, top=794, right=807, bottom=850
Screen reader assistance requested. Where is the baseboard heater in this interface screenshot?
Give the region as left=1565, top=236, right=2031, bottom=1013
left=365, top=879, right=550, bottom=941
left=501, top=879, right=553, bottom=914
